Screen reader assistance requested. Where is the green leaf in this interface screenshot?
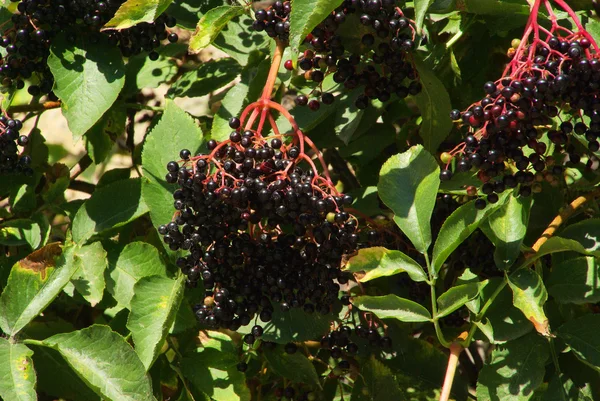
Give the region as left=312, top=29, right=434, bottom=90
left=559, top=219, right=600, bottom=253
left=85, top=106, right=126, bottom=164
left=557, top=314, right=600, bottom=369
left=378, top=145, right=440, bottom=254
left=413, top=55, right=453, bottom=154
left=168, top=58, right=241, bottom=98
left=473, top=278, right=532, bottom=344
left=141, top=101, right=204, bottom=255
left=263, top=347, right=321, bottom=388
left=127, top=275, right=185, bottom=370
left=104, top=0, right=174, bottom=30
left=482, top=195, right=531, bottom=270
left=0, top=243, right=77, bottom=337
left=237, top=307, right=333, bottom=344
left=414, top=0, right=434, bottom=32
left=288, top=0, right=344, bottom=62
left=210, top=56, right=270, bottom=142
left=351, top=356, right=405, bottom=401
left=70, top=242, right=107, bottom=306
left=0, top=339, right=37, bottom=401
left=543, top=374, right=594, bottom=401
left=189, top=6, right=245, bottom=53
left=344, top=246, right=427, bottom=282
left=352, top=294, right=431, bottom=322
left=184, top=331, right=238, bottom=370
left=182, top=360, right=249, bottom=401
left=437, top=281, right=487, bottom=318
left=124, top=53, right=179, bottom=96
left=547, top=256, right=600, bottom=304
left=508, top=269, right=550, bottom=337
left=41, top=325, right=155, bottom=401
left=29, top=346, right=100, bottom=401
left=432, top=193, right=508, bottom=275
left=48, top=33, right=125, bottom=139
left=0, top=219, right=41, bottom=249
left=462, top=0, right=530, bottom=15
left=106, top=242, right=167, bottom=308
left=72, top=178, right=149, bottom=244
left=476, top=332, right=549, bottom=400
left=212, top=15, right=269, bottom=66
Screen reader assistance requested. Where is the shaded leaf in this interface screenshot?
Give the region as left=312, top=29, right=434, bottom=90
left=351, top=356, right=405, bottom=401
left=437, top=281, right=487, bottom=318
left=71, top=242, right=107, bottom=306
left=557, top=314, right=600, bottom=370
left=263, top=347, right=321, bottom=388
left=477, top=333, right=549, bottom=400
left=48, top=33, right=125, bottom=139
left=415, top=0, right=434, bottom=32
left=168, top=58, right=241, bottom=98
left=547, top=256, right=600, bottom=304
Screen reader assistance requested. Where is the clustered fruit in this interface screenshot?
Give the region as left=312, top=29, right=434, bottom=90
left=445, top=34, right=600, bottom=209
left=159, top=117, right=361, bottom=331
left=1, top=0, right=178, bottom=94
left=253, top=0, right=421, bottom=110
left=0, top=115, right=31, bottom=175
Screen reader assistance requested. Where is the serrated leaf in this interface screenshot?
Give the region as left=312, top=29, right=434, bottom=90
left=104, top=0, right=174, bottom=30
left=378, top=145, right=440, bottom=254
left=547, top=256, right=600, bottom=304
left=0, top=243, right=77, bottom=337
left=70, top=242, right=107, bottom=306
left=48, top=33, right=125, bottom=139
left=351, top=356, right=405, bottom=401
left=508, top=269, right=550, bottom=337
left=263, top=347, right=321, bottom=388
left=352, top=294, right=431, bottom=322
left=432, top=193, right=508, bottom=275
left=106, top=242, right=167, bottom=308
left=482, top=195, right=531, bottom=270
left=127, top=275, right=185, bottom=370
left=415, top=0, right=434, bottom=32
left=344, top=246, right=427, bottom=282
left=212, top=15, right=269, bottom=66
left=476, top=333, right=549, bottom=400
left=413, top=55, right=453, bottom=154
left=85, top=106, right=126, bottom=164
left=141, top=101, right=204, bottom=255
left=437, top=281, right=487, bottom=318
left=189, top=6, right=245, bottom=53
left=71, top=178, right=149, bottom=244
left=168, top=58, right=241, bottom=98
left=288, top=0, right=344, bottom=62
left=0, top=339, right=37, bottom=401
left=41, top=325, right=155, bottom=401
left=557, top=314, right=600, bottom=370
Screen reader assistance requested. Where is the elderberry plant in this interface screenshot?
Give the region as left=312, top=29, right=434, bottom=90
left=0, top=1, right=600, bottom=401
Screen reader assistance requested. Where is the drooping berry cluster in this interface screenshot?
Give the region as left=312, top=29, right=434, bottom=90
left=0, top=0, right=178, bottom=93
left=443, top=3, right=600, bottom=208
left=159, top=118, right=360, bottom=331
left=254, top=0, right=420, bottom=110
left=0, top=115, right=31, bottom=175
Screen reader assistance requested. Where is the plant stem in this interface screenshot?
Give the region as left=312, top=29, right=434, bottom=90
left=122, top=102, right=164, bottom=112
left=530, top=188, right=600, bottom=253
left=424, top=253, right=451, bottom=348
left=439, top=342, right=463, bottom=401
left=261, top=41, right=286, bottom=101
left=8, top=101, right=61, bottom=114
left=22, top=339, right=44, bottom=346
left=70, top=154, right=93, bottom=180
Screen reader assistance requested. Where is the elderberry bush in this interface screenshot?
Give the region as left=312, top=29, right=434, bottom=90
left=158, top=122, right=360, bottom=330
left=0, top=0, right=178, bottom=93
left=254, top=0, right=420, bottom=110
left=444, top=34, right=600, bottom=208
left=0, top=115, right=31, bottom=175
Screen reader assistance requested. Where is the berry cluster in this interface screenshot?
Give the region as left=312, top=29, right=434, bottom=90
left=443, top=4, right=600, bottom=208
left=0, top=115, right=31, bottom=175
left=254, top=0, right=420, bottom=110
left=0, top=0, right=178, bottom=93
left=159, top=118, right=360, bottom=331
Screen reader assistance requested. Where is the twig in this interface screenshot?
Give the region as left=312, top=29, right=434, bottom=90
left=70, top=154, right=93, bottom=180
left=68, top=180, right=95, bottom=194
left=7, top=101, right=61, bottom=114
